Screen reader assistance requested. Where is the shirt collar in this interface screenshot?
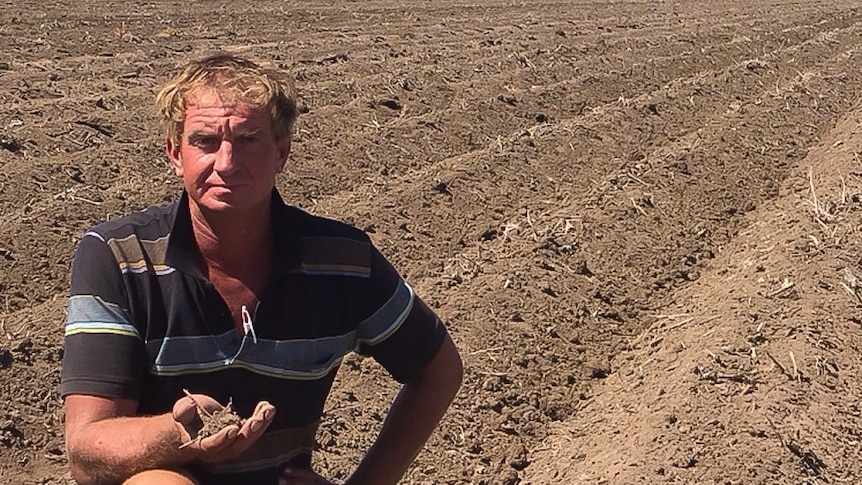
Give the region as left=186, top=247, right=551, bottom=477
left=164, top=189, right=300, bottom=278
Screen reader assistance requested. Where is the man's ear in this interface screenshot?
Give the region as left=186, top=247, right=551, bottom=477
left=166, top=138, right=183, bottom=177
left=277, top=139, right=291, bottom=173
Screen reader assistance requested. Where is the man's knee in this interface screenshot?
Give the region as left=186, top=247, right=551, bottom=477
left=123, top=469, right=198, bottom=485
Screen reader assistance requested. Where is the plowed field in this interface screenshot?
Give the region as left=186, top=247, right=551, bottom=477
left=2, top=1, right=861, bottom=483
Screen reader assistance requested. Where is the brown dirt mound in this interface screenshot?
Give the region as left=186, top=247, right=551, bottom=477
left=524, top=106, right=862, bottom=484
left=1, top=1, right=861, bottom=484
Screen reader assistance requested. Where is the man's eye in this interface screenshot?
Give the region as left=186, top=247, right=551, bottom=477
left=191, top=138, right=219, bottom=149
left=236, top=135, right=258, bottom=144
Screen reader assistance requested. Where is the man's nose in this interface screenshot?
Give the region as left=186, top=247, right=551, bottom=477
left=213, top=140, right=236, bottom=173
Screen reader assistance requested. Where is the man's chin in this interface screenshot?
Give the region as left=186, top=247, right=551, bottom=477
left=197, top=194, right=266, bottom=215
left=201, top=200, right=245, bottom=212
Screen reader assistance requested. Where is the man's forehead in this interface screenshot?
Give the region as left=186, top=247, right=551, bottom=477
left=183, top=96, right=269, bottom=131
left=186, top=88, right=266, bottom=113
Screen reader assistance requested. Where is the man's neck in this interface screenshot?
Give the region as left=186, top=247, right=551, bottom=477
left=188, top=200, right=274, bottom=273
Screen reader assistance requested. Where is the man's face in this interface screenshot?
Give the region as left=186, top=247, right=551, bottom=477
left=167, top=90, right=290, bottom=215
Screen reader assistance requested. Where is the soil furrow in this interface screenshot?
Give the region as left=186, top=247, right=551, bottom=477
left=305, top=21, right=862, bottom=482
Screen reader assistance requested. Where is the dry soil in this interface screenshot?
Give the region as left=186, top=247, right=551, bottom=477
left=1, top=1, right=861, bottom=484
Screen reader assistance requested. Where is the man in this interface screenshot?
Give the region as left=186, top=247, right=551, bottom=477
left=61, top=54, right=463, bottom=485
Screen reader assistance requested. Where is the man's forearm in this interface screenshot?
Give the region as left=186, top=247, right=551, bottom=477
left=346, top=336, right=463, bottom=485
left=68, top=413, right=191, bottom=484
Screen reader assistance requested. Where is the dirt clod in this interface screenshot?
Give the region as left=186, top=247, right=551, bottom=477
left=0, top=348, right=12, bottom=369
left=179, top=390, right=244, bottom=449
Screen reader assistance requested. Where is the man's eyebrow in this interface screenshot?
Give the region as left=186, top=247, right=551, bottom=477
left=186, top=130, right=218, bottom=140
left=233, top=127, right=263, bottom=136
left=185, top=127, right=263, bottom=141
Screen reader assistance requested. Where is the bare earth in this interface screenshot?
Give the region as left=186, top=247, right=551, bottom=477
left=1, top=1, right=861, bottom=484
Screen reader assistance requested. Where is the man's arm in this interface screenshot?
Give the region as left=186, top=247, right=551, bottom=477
left=346, top=333, right=462, bottom=485
left=65, top=394, right=276, bottom=484
left=65, top=395, right=192, bottom=484
left=283, top=334, right=462, bottom=485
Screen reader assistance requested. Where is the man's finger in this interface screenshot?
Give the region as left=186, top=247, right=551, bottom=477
left=195, top=401, right=275, bottom=461
left=198, top=424, right=240, bottom=452
left=239, top=406, right=274, bottom=438
left=172, top=393, right=225, bottom=424
left=171, top=397, right=198, bottom=423
left=243, top=401, right=275, bottom=435
left=250, top=400, right=275, bottom=420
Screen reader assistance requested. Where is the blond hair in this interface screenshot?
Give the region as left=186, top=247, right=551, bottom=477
left=156, top=54, right=298, bottom=147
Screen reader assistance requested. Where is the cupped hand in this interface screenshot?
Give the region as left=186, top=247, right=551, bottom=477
left=172, top=393, right=276, bottom=462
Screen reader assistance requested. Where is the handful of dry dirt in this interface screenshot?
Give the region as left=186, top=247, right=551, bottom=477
left=179, top=389, right=245, bottom=449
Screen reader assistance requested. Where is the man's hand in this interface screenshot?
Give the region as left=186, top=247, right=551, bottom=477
left=172, top=393, right=276, bottom=462
left=279, top=467, right=338, bottom=485
left=64, top=393, right=274, bottom=484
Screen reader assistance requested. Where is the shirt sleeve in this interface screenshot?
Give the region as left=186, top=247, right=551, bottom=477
left=60, top=231, right=147, bottom=400
left=354, top=245, right=447, bottom=384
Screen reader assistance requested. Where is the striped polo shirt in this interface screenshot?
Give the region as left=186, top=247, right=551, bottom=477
left=60, top=190, right=447, bottom=484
